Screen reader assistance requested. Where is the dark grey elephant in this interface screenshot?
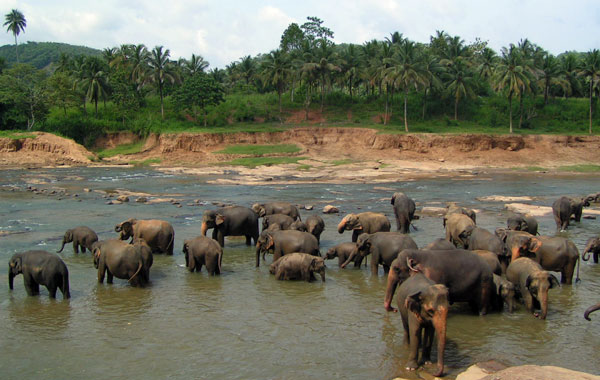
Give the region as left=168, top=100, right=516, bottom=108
left=533, top=236, right=579, bottom=284
left=552, top=196, right=590, bottom=231
left=183, top=236, right=223, bottom=275
left=57, top=226, right=98, bottom=254
left=115, top=218, right=174, bottom=255
left=255, top=229, right=320, bottom=267
left=473, top=250, right=502, bottom=275
left=342, top=232, right=418, bottom=275
left=269, top=252, right=326, bottom=282
left=8, top=250, right=70, bottom=299
left=262, top=214, right=296, bottom=232
left=584, top=302, right=600, bottom=320
left=507, top=214, right=539, bottom=235
left=201, top=206, right=259, bottom=247
left=444, top=213, right=475, bottom=247
left=396, top=273, right=448, bottom=377
left=93, top=239, right=153, bottom=287
left=423, top=238, right=455, bottom=250
left=391, top=192, right=418, bottom=233
left=461, top=226, right=504, bottom=256
left=324, top=242, right=363, bottom=268
left=304, top=215, right=325, bottom=243
left=583, top=236, right=600, bottom=263
left=337, top=212, right=391, bottom=242
left=445, top=205, right=476, bottom=224
left=492, top=274, right=516, bottom=313
left=506, top=257, right=559, bottom=319
left=252, top=202, right=301, bottom=220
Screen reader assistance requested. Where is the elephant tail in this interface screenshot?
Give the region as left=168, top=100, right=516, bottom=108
left=128, top=261, right=143, bottom=284
left=576, top=252, right=581, bottom=283
left=62, top=268, right=71, bottom=299
left=217, top=251, right=223, bottom=274
left=166, top=231, right=175, bottom=255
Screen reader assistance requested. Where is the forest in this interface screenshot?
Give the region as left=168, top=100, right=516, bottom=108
left=1, top=16, right=599, bottom=147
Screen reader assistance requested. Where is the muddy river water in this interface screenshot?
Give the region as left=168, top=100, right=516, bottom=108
left=0, top=167, right=599, bottom=379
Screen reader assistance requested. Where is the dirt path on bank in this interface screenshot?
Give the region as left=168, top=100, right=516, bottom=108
left=1, top=129, right=600, bottom=184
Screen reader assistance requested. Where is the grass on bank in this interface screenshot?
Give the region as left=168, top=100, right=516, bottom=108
left=130, top=158, right=162, bottom=166
left=95, top=141, right=146, bottom=159
left=0, top=130, right=37, bottom=139
left=220, top=156, right=307, bottom=168
left=214, top=144, right=301, bottom=156
left=557, top=164, right=600, bottom=172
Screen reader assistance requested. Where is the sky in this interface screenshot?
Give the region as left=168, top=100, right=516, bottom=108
left=1, top=0, right=600, bottom=69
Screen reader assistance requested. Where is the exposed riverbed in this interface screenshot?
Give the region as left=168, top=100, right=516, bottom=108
left=0, top=167, right=599, bottom=379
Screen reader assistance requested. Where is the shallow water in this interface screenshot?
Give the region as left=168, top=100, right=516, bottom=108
left=0, top=167, right=599, bottom=379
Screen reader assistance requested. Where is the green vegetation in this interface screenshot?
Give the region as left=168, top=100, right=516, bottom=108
left=130, top=158, right=162, bottom=166
left=557, top=164, right=600, bottom=172
left=0, top=130, right=35, bottom=139
left=330, top=159, right=355, bottom=166
left=1, top=15, right=599, bottom=144
left=94, top=141, right=145, bottom=159
left=220, top=156, right=306, bottom=168
left=215, top=144, right=301, bottom=155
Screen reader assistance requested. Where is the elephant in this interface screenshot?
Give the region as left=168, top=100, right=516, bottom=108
left=337, top=212, right=391, bottom=242
left=115, top=218, right=174, bottom=255
left=390, top=192, right=419, bottom=233
left=255, top=229, right=320, bottom=267
left=507, top=214, right=539, bottom=235
left=269, top=252, right=326, bottom=282
left=262, top=213, right=296, bottom=232
left=183, top=236, right=223, bottom=275
left=495, top=229, right=542, bottom=263
left=473, top=250, right=502, bottom=275
left=423, top=238, right=455, bottom=250
left=585, top=192, right=600, bottom=203
left=506, top=257, right=559, bottom=319
left=461, top=226, right=504, bottom=257
left=93, top=239, right=153, bottom=287
left=304, top=215, right=325, bottom=243
left=445, top=205, right=476, bottom=224
left=8, top=250, right=70, bottom=299
left=396, top=273, right=448, bottom=377
left=252, top=202, right=301, bottom=221
left=324, top=242, right=363, bottom=268
left=492, top=274, right=516, bottom=313
left=201, top=206, right=259, bottom=247
left=57, top=226, right=98, bottom=254
left=532, top=236, right=579, bottom=284
left=444, top=213, right=476, bottom=247
left=342, top=232, right=418, bottom=276
left=583, top=236, right=600, bottom=263
left=584, top=302, right=600, bottom=320
left=384, top=249, right=493, bottom=315
left=552, top=196, right=590, bottom=231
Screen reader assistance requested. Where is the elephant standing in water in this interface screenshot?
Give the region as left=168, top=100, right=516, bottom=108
left=93, top=239, right=153, bottom=287
left=8, top=250, right=70, bottom=299
left=115, top=218, right=174, bottom=255
left=337, top=212, right=391, bottom=242
left=506, top=257, right=559, bottom=319
left=342, top=232, right=418, bottom=275
left=269, top=252, right=326, bottom=282
left=390, top=192, right=418, bottom=233
left=507, top=214, right=539, bottom=235
left=57, top=226, right=98, bottom=254
left=444, top=213, right=475, bottom=248
left=396, top=273, right=449, bottom=377
left=255, top=229, right=320, bottom=267
left=304, top=215, right=325, bottom=243
left=324, top=242, right=363, bottom=268
left=183, top=236, right=223, bottom=275
left=201, top=206, right=259, bottom=247
left=252, top=202, right=301, bottom=220
left=583, top=237, right=600, bottom=263
left=552, top=196, right=590, bottom=231
left=533, top=236, right=580, bottom=284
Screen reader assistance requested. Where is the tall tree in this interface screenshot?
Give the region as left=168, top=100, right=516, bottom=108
left=560, top=53, right=582, bottom=98
left=77, top=56, right=110, bottom=117
left=0, top=64, right=48, bottom=130
left=578, top=49, right=600, bottom=135
left=180, top=54, right=209, bottom=77
left=444, top=58, right=477, bottom=120
left=3, top=9, right=26, bottom=63
left=146, top=46, right=177, bottom=119
left=173, top=73, right=224, bottom=127
left=538, top=52, right=565, bottom=104
left=260, top=49, right=290, bottom=113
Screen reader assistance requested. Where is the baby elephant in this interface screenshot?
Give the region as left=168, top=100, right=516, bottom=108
left=492, top=274, right=516, bottom=313
left=324, top=242, right=364, bottom=268
left=507, top=257, right=559, bottom=319
left=183, top=236, right=223, bottom=275
left=269, top=253, right=326, bottom=282
left=57, top=226, right=98, bottom=254
left=8, top=250, right=70, bottom=299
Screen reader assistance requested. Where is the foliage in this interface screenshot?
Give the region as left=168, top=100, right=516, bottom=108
left=3, top=9, right=26, bottom=62
left=0, top=63, right=48, bottom=130
left=0, top=41, right=101, bottom=69
left=94, top=140, right=146, bottom=159
left=214, top=144, right=300, bottom=155
left=220, top=156, right=306, bottom=168
left=172, top=73, right=224, bottom=125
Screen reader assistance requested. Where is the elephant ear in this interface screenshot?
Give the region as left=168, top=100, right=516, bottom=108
left=10, top=257, right=22, bottom=273
left=215, top=214, right=226, bottom=226
left=529, top=237, right=542, bottom=253
left=548, top=274, right=560, bottom=289
left=525, top=275, right=533, bottom=290
left=405, top=291, right=422, bottom=315
left=495, top=228, right=509, bottom=243
left=390, top=194, right=396, bottom=205
left=266, top=235, right=274, bottom=250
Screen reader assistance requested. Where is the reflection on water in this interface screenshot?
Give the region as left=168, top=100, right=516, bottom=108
left=1, top=167, right=600, bottom=379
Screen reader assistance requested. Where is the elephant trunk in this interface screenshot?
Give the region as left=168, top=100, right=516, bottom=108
left=255, top=243, right=261, bottom=267
left=57, top=238, right=67, bottom=253
left=432, top=306, right=448, bottom=377
left=340, top=248, right=358, bottom=269
left=337, top=219, right=346, bottom=234
left=318, top=268, right=326, bottom=282
left=582, top=241, right=594, bottom=261
left=584, top=302, right=600, bottom=321
left=507, top=295, right=515, bottom=314
left=539, top=289, right=549, bottom=320
left=8, top=268, right=14, bottom=290
left=383, top=270, right=400, bottom=312
left=201, top=222, right=209, bottom=236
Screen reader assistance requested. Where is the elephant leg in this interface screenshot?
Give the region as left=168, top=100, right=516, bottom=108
left=106, top=270, right=114, bottom=284
left=422, top=326, right=434, bottom=364
left=406, top=321, right=421, bottom=370
left=24, top=277, right=39, bottom=296
left=370, top=251, right=379, bottom=276
left=523, top=291, right=535, bottom=314
left=478, top=283, right=491, bottom=316
left=352, top=230, right=360, bottom=243
left=594, top=252, right=599, bottom=264
left=73, top=241, right=79, bottom=254
left=401, top=317, right=410, bottom=345
left=47, top=283, right=58, bottom=298
left=81, top=245, right=86, bottom=253
left=245, top=235, right=252, bottom=246
left=383, top=264, right=390, bottom=274
left=553, top=215, right=561, bottom=231
left=217, top=231, right=225, bottom=247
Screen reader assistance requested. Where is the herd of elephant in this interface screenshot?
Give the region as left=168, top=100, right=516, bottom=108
left=7, top=191, right=600, bottom=377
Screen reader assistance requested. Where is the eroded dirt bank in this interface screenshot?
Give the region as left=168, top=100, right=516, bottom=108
left=2, top=129, right=600, bottom=183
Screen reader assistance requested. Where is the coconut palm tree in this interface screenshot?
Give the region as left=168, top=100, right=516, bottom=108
left=301, top=39, right=340, bottom=113
left=77, top=56, right=110, bottom=117
left=3, top=9, right=26, bottom=63
left=559, top=52, right=582, bottom=99
left=181, top=54, right=209, bottom=77
left=475, top=47, right=497, bottom=80
left=444, top=58, right=477, bottom=120
left=260, top=49, right=290, bottom=113
left=419, top=50, right=443, bottom=120
left=146, top=46, right=177, bottom=119
left=538, top=53, right=566, bottom=104
left=492, top=44, right=532, bottom=133
left=578, top=49, right=600, bottom=135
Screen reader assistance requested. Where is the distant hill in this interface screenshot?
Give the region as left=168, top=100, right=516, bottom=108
left=0, top=41, right=102, bottom=70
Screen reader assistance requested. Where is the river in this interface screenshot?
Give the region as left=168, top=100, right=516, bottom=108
left=0, top=167, right=599, bottom=379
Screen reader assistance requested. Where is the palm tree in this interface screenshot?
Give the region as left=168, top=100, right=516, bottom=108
left=339, top=44, right=362, bottom=100
left=238, top=55, right=256, bottom=85
left=475, top=47, right=497, bottom=80
left=578, top=49, right=600, bottom=135
left=444, top=58, right=477, bottom=120
left=419, top=50, right=443, bottom=120
left=492, top=45, right=532, bottom=133
left=4, top=9, right=26, bottom=63
left=77, top=57, right=110, bottom=117
left=146, top=46, right=177, bottom=119
left=560, top=53, right=582, bottom=98
left=261, top=49, right=290, bottom=113
left=301, top=39, right=340, bottom=113
left=538, top=53, right=565, bottom=104
left=181, top=54, right=209, bottom=77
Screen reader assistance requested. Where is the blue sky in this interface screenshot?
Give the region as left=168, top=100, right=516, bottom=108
left=2, top=0, right=599, bottom=69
